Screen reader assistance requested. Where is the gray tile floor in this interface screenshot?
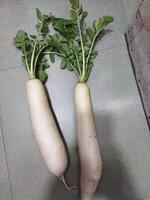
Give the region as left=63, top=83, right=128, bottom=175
left=0, top=124, right=12, bottom=200
left=122, top=0, right=142, bottom=24
left=0, top=0, right=150, bottom=200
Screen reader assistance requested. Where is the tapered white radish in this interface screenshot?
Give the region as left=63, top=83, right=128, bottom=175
left=75, top=82, right=102, bottom=200
left=27, top=78, right=71, bottom=188
left=13, top=10, right=76, bottom=190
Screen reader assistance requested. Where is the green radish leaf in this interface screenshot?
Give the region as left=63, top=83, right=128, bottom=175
left=82, top=11, right=88, bottom=18
left=36, top=22, right=49, bottom=34
left=88, top=62, right=93, bottom=69
left=60, top=57, right=66, bottom=69
left=43, top=13, right=53, bottom=22
left=86, top=35, right=92, bottom=47
left=45, top=35, right=53, bottom=44
left=42, top=62, right=49, bottom=70
left=37, top=70, right=48, bottom=82
left=52, top=18, right=75, bottom=31
left=84, top=45, right=89, bottom=51
left=42, top=23, right=49, bottom=34
left=65, top=19, right=76, bottom=25
left=86, top=28, right=95, bottom=40
left=69, top=0, right=79, bottom=9
left=52, top=17, right=78, bottom=39
left=89, top=51, right=98, bottom=64
left=50, top=53, right=55, bottom=63
left=69, top=54, right=74, bottom=60
left=92, top=51, right=98, bottom=59
left=70, top=10, right=77, bottom=21
left=13, top=41, right=23, bottom=48
left=36, top=8, right=43, bottom=21
left=13, top=31, right=30, bottom=50
left=72, top=44, right=78, bottom=55
left=78, top=5, right=83, bottom=15
left=14, top=30, right=27, bottom=43
left=62, top=44, right=71, bottom=56
left=30, top=35, right=36, bottom=40
left=37, top=57, right=50, bottom=72
left=97, top=16, right=114, bottom=31
left=103, top=16, right=114, bottom=22
left=68, top=40, right=73, bottom=49
left=36, top=22, right=43, bottom=33
left=93, top=20, right=100, bottom=31
left=23, top=40, right=31, bottom=50
left=22, top=56, right=26, bottom=66
left=48, top=46, right=53, bottom=52
left=66, top=61, right=73, bottom=71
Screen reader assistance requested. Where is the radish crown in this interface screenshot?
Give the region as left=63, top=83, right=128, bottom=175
left=13, top=9, right=57, bottom=82
left=50, top=0, right=114, bottom=81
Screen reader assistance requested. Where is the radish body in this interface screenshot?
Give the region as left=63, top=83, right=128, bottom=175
left=74, top=82, right=102, bottom=200
left=27, top=78, right=68, bottom=181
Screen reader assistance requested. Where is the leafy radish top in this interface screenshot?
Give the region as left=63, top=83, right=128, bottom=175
left=13, top=9, right=56, bottom=82
left=51, top=0, right=114, bottom=81
left=13, top=0, right=113, bottom=82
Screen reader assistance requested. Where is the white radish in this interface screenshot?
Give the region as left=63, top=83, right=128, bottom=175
left=75, top=82, right=102, bottom=200
left=13, top=11, right=76, bottom=190
left=27, top=78, right=71, bottom=189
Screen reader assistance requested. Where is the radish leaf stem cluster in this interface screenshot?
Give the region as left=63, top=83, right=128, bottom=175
left=13, top=9, right=57, bottom=82
left=51, top=0, right=114, bottom=81
left=13, top=1, right=113, bottom=82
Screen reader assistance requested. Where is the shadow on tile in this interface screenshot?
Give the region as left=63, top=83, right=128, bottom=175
left=46, top=150, right=79, bottom=200
left=95, top=113, right=138, bottom=200
left=44, top=85, right=79, bottom=200
left=44, top=85, right=71, bottom=164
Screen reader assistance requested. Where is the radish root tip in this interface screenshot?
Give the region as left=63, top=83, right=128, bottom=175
left=60, top=175, right=77, bottom=190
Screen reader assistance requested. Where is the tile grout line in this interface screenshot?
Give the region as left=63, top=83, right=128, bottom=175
left=0, top=121, right=14, bottom=200
left=0, top=66, right=20, bottom=72
left=97, top=43, right=126, bottom=54
left=120, top=0, right=129, bottom=26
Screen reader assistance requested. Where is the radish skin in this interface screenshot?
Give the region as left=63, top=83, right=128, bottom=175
left=74, top=82, right=102, bottom=200
left=27, top=78, right=69, bottom=186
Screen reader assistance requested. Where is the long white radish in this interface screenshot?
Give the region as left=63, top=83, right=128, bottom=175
left=27, top=78, right=71, bottom=189
left=75, top=82, right=102, bottom=200
left=50, top=1, right=113, bottom=198
left=13, top=9, right=76, bottom=190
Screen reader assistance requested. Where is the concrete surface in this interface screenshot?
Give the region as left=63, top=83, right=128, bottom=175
left=126, top=0, right=150, bottom=128
left=0, top=124, right=12, bottom=200
left=0, top=0, right=150, bottom=200
left=122, top=0, right=142, bottom=24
